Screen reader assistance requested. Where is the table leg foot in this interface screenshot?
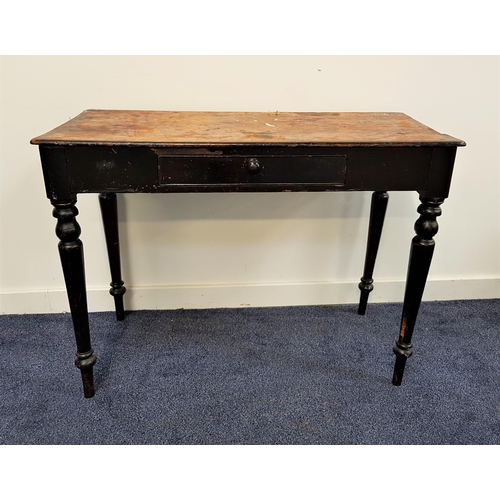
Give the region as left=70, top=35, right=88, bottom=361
left=358, top=191, right=389, bottom=315
left=75, top=349, right=98, bottom=398
left=99, top=193, right=126, bottom=321
left=392, top=341, right=413, bottom=385
left=53, top=199, right=97, bottom=398
left=358, top=279, right=373, bottom=316
left=391, top=197, right=443, bottom=385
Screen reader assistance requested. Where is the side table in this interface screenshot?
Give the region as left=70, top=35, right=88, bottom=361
left=31, top=110, right=465, bottom=398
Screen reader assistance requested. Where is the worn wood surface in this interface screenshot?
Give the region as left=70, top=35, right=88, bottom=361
left=31, top=110, right=465, bottom=147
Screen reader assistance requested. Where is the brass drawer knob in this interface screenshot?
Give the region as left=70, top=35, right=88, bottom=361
left=246, top=158, right=261, bottom=174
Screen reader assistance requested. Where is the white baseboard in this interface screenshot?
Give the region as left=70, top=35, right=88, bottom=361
left=1, top=278, right=498, bottom=315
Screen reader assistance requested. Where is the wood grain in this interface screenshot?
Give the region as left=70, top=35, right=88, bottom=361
left=31, top=110, right=465, bottom=147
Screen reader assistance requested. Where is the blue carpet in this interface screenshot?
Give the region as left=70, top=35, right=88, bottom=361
left=0, top=299, right=498, bottom=444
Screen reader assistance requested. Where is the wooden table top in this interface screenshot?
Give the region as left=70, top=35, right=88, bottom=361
left=31, top=110, right=465, bottom=147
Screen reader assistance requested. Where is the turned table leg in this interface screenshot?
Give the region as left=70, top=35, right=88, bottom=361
left=99, top=193, right=126, bottom=321
left=53, top=200, right=97, bottom=398
left=392, top=197, right=444, bottom=385
left=358, top=191, right=389, bottom=315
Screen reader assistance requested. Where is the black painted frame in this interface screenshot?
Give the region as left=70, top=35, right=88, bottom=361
left=39, top=143, right=459, bottom=397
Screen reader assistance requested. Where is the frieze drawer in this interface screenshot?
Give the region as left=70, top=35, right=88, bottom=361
left=158, top=155, right=347, bottom=186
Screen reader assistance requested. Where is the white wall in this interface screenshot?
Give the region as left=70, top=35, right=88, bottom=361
left=0, top=56, right=498, bottom=314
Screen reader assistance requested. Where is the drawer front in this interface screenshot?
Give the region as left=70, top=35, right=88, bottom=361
left=158, top=155, right=347, bottom=186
